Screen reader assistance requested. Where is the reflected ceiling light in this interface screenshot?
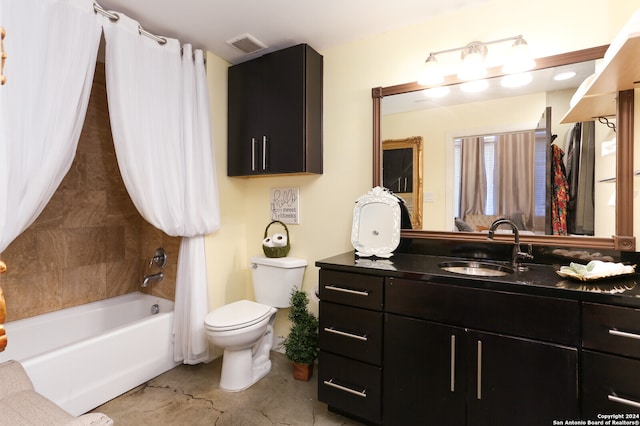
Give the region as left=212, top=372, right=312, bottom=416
left=554, top=71, right=577, bottom=81
left=501, top=72, right=533, bottom=88
left=460, top=79, right=489, bottom=93
left=418, top=35, right=535, bottom=86
left=417, top=53, right=444, bottom=86
left=423, top=86, right=450, bottom=98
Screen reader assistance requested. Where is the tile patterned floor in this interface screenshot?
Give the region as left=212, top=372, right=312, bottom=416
left=92, top=351, right=362, bottom=425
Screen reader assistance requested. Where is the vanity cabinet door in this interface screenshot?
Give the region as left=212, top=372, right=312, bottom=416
left=466, top=330, right=579, bottom=426
left=383, top=314, right=466, bottom=426
left=383, top=314, right=579, bottom=426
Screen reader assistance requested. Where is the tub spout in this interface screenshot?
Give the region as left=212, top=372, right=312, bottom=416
left=142, top=272, right=164, bottom=288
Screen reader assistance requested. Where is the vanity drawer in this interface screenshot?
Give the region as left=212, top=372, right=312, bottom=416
left=318, top=351, right=382, bottom=425
left=583, top=303, right=640, bottom=359
left=319, top=270, right=383, bottom=311
left=582, top=350, right=640, bottom=416
left=385, top=277, right=580, bottom=345
left=319, top=301, right=383, bottom=365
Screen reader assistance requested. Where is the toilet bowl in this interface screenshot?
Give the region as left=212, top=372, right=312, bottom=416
left=204, top=256, right=307, bottom=391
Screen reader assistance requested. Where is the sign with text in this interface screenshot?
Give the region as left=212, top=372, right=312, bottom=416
left=270, top=187, right=299, bottom=224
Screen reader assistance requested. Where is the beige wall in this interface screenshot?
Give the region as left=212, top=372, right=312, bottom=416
left=203, top=0, right=640, bottom=342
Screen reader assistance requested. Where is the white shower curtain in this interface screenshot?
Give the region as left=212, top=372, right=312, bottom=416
left=0, top=0, right=101, bottom=252
left=101, top=14, right=220, bottom=364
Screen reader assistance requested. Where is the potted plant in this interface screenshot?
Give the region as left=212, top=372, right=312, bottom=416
left=282, top=289, right=318, bottom=381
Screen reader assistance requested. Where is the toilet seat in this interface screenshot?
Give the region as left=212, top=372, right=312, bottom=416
left=205, top=300, right=274, bottom=332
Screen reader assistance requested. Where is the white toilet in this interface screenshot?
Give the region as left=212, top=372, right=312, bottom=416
left=204, top=256, right=307, bottom=391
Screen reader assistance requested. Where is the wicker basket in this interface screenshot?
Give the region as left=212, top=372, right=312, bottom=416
left=262, top=220, right=291, bottom=258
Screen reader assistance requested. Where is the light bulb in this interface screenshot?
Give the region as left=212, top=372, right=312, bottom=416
left=418, top=54, right=444, bottom=86
left=458, top=44, right=487, bottom=81
left=502, top=37, right=536, bottom=74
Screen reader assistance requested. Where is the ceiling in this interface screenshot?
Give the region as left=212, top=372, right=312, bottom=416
left=95, top=0, right=489, bottom=64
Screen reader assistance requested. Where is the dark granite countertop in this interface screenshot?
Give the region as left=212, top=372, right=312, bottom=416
left=316, top=252, right=640, bottom=309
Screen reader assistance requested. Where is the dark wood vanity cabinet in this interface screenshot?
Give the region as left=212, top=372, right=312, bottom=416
left=582, top=303, right=640, bottom=416
left=384, top=277, right=580, bottom=426
left=317, top=268, right=581, bottom=425
left=317, top=270, right=384, bottom=425
left=227, top=43, right=323, bottom=177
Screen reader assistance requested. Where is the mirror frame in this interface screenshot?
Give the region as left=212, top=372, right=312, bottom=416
left=383, top=136, right=423, bottom=229
left=373, top=45, right=636, bottom=251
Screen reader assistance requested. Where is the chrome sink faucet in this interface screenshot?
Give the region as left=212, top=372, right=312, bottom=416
left=487, top=219, right=534, bottom=271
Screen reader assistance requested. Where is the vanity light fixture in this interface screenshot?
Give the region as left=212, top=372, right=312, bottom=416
left=418, top=35, right=535, bottom=87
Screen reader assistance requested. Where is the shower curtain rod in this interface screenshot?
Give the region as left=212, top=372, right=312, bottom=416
left=93, top=2, right=167, bottom=45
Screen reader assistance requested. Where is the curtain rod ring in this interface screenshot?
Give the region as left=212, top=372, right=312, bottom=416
left=138, top=26, right=167, bottom=46
left=93, top=3, right=119, bottom=22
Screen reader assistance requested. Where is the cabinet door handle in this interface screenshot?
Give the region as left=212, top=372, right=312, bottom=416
left=324, top=284, right=370, bottom=296
left=324, top=327, right=368, bottom=341
left=450, top=335, right=456, bottom=392
left=609, top=329, right=640, bottom=341
left=477, top=340, right=482, bottom=400
left=323, top=379, right=367, bottom=398
left=262, top=136, right=267, bottom=170
left=251, top=137, right=257, bottom=171
left=608, top=394, right=640, bottom=409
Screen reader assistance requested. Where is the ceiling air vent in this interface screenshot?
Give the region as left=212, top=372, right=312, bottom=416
left=226, top=34, right=267, bottom=54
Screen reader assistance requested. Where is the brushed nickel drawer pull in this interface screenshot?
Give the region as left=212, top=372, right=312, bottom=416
left=324, top=327, right=368, bottom=341
left=608, top=394, right=640, bottom=409
left=325, top=285, right=370, bottom=296
left=609, top=329, right=640, bottom=341
left=323, top=379, right=367, bottom=398
left=477, top=340, right=482, bottom=400
left=450, top=335, right=456, bottom=392
left=251, top=138, right=257, bottom=171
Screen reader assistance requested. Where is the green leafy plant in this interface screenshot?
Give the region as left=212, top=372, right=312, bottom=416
left=282, top=289, right=318, bottom=365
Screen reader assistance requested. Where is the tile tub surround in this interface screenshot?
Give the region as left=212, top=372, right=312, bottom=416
left=0, top=63, right=180, bottom=322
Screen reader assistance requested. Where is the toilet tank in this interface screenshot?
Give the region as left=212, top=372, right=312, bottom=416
left=250, top=256, right=307, bottom=308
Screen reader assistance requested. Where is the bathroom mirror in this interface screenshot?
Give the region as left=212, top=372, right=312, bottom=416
left=373, top=46, right=635, bottom=251
left=383, top=136, right=423, bottom=229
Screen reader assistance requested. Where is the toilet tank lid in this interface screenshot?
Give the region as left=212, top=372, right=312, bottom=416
left=250, top=256, right=307, bottom=268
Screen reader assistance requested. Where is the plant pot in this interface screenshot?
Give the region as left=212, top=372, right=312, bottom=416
left=292, top=362, right=313, bottom=381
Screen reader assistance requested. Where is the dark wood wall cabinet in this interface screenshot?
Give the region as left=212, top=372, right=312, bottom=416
left=227, top=43, right=323, bottom=177
left=316, top=254, right=640, bottom=425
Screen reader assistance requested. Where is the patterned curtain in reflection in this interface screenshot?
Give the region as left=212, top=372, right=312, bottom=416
left=494, top=131, right=535, bottom=229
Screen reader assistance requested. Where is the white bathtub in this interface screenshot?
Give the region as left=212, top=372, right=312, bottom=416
left=0, top=292, right=180, bottom=416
